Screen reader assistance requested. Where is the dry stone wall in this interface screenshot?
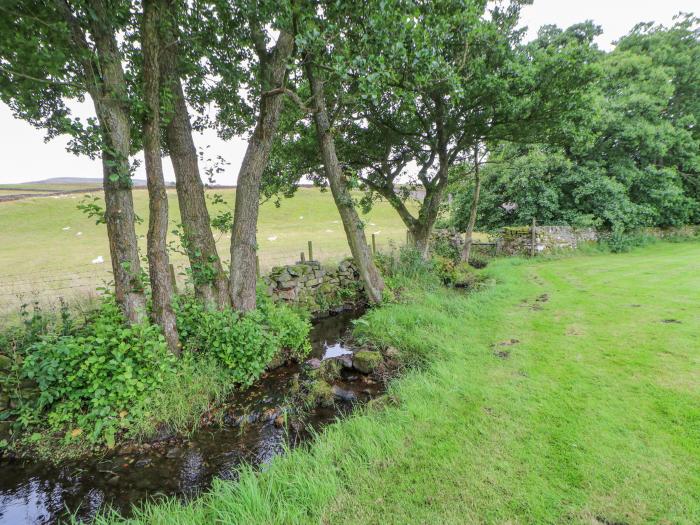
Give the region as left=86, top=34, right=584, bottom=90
left=262, top=259, right=364, bottom=317
left=499, top=226, right=597, bottom=255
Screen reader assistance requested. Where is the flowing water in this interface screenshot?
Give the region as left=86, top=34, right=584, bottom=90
left=0, top=308, right=380, bottom=524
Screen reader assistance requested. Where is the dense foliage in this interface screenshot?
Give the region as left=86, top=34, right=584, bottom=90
left=1, top=292, right=311, bottom=448
left=450, top=15, right=700, bottom=233
left=175, top=293, right=311, bottom=385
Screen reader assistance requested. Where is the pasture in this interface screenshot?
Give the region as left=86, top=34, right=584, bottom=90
left=0, top=185, right=421, bottom=317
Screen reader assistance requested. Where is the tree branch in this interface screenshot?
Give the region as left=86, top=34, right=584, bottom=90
left=262, top=87, right=317, bottom=113
left=0, top=65, right=83, bottom=89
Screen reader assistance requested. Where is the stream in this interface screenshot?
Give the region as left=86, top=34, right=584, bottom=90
left=0, top=308, right=380, bottom=524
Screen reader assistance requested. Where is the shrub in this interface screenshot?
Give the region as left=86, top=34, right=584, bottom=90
left=18, top=298, right=176, bottom=445
left=600, top=227, right=657, bottom=253
left=433, top=257, right=485, bottom=288
left=431, top=232, right=461, bottom=261
left=258, top=296, right=312, bottom=361
left=175, top=294, right=311, bottom=385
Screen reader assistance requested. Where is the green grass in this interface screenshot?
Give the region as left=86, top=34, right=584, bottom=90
left=0, top=182, right=101, bottom=192
left=95, top=241, right=700, bottom=524
left=0, top=187, right=417, bottom=317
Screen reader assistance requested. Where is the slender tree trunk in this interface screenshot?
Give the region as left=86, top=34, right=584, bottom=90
left=411, top=167, right=449, bottom=259
left=230, top=31, right=295, bottom=312
left=97, top=144, right=147, bottom=324
left=160, top=10, right=230, bottom=310
left=142, top=0, right=180, bottom=354
left=304, top=61, right=384, bottom=304
left=86, top=1, right=146, bottom=324
left=462, top=151, right=481, bottom=262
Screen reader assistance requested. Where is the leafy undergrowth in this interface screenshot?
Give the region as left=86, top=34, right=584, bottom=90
left=95, top=241, right=700, bottom=524
left=0, top=292, right=311, bottom=458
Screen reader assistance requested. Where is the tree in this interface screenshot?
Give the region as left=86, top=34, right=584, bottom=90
left=159, top=0, right=231, bottom=310
left=141, top=0, right=180, bottom=353
left=271, top=2, right=599, bottom=258
left=460, top=144, right=485, bottom=262
left=229, top=8, right=295, bottom=312
left=0, top=0, right=147, bottom=323
left=290, top=3, right=386, bottom=303
left=457, top=17, right=700, bottom=232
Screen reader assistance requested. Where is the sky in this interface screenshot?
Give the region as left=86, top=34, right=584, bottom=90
left=0, top=0, right=697, bottom=185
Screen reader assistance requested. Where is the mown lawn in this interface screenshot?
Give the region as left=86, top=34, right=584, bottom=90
left=101, top=241, right=700, bottom=524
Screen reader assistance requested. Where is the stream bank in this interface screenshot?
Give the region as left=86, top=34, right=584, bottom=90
left=0, top=308, right=389, bottom=525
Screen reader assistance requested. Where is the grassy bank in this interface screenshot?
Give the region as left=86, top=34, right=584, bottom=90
left=97, top=241, right=700, bottom=524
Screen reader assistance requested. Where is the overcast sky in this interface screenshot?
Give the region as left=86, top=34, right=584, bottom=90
left=1, top=0, right=697, bottom=185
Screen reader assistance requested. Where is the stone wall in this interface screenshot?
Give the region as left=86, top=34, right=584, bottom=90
left=262, top=259, right=364, bottom=317
left=499, top=225, right=597, bottom=255
left=642, top=225, right=700, bottom=239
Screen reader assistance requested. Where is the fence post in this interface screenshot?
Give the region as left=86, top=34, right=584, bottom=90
left=300, top=251, right=306, bottom=263
left=255, top=255, right=260, bottom=277
left=169, top=264, right=178, bottom=294
left=530, top=217, right=537, bottom=257
left=308, top=240, right=313, bottom=262
left=371, top=233, right=377, bottom=255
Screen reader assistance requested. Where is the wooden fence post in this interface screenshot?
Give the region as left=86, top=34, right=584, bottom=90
left=169, top=264, right=178, bottom=294
left=255, top=255, right=260, bottom=277
left=308, top=240, right=314, bottom=262
left=530, top=217, right=537, bottom=257
left=300, top=251, right=306, bottom=263
left=372, top=233, right=377, bottom=255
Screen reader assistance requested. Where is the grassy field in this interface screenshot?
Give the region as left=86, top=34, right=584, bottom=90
left=0, top=183, right=103, bottom=193
left=100, top=241, right=700, bottom=524
left=0, top=187, right=421, bottom=317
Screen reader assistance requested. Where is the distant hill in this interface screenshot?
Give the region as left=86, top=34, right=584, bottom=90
left=28, top=177, right=148, bottom=186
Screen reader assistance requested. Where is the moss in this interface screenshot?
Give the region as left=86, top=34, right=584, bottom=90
left=353, top=350, right=383, bottom=374
left=304, top=379, right=334, bottom=408
left=316, top=359, right=343, bottom=383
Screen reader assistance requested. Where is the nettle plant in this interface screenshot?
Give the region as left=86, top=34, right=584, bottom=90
left=18, top=297, right=176, bottom=446
left=174, top=292, right=311, bottom=385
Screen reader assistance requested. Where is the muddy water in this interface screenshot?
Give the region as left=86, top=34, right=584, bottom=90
left=0, top=308, right=379, bottom=525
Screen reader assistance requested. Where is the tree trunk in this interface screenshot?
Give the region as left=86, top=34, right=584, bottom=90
left=142, top=0, right=180, bottom=354
left=461, top=156, right=481, bottom=263
left=410, top=167, right=449, bottom=259
left=411, top=224, right=432, bottom=259
left=87, top=1, right=146, bottom=324
left=98, top=148, right=147, bottom=324
left=160, top=9, right=230, bottom=310
left=304, top=61, right=384, bottom=304
left=230, top=31, right=295, bottom=312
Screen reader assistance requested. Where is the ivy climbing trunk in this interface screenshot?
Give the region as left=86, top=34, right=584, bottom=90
left=160, top=9, right=230, bottom=310
left=83, top=0, right=146, bottom=324
left=304, top=60, right=384, bottom=304
left=142, top=0, right=180, bottom=354
left=229, top=30, right=295, bottom=312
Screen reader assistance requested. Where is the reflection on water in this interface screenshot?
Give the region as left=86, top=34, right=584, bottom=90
left=0, top=308, right=375, bottom=525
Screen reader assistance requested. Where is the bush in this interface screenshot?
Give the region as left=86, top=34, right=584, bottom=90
left=4, top=291, right=312, bottom=450
left=433, top=257, right=485, bottom=288
left=431, top=232, right=461, bottom=261
left=17, top=298, right=176, bottom=445
left=175, top=293, right=311, bottom=385
left=600, top=227, right=657, bottom=253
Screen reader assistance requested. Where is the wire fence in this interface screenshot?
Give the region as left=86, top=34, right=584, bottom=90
left=0, top=233, right=404, bottom=318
